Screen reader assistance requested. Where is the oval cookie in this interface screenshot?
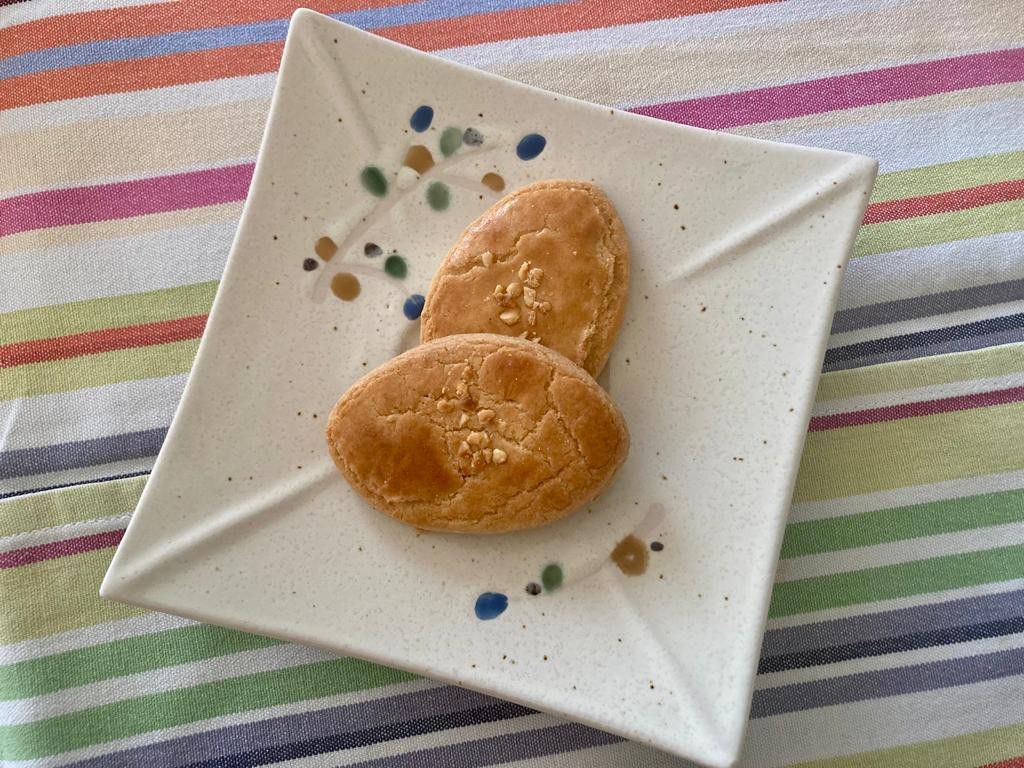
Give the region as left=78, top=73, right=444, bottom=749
left=420, top=180, right=629, bottom=376
left=327, top=334, right=629, bottom=533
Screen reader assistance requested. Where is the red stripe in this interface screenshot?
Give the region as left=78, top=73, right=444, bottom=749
left=0, top=315, right=208, bottom=368
left=863, top=179, right=1024, bottom=225
left=979, top=758, right=1024, bottom=768
left=809, top=386, right=1024, bottom=432
left=0, top=529, right=125, bottom=569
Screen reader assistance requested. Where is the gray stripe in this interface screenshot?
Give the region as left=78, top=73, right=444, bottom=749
left=823, top=328, right=1024, bottom=372
left=831, top=278, right=1024, bottom=334
left=345, top=722, right=622, bottom=768
left=0, top=427, right=166, bottom=480
left=751, top=645, right=1024, bottom=718
left=761, top=588, right=1024, bottom=658
left=65, top=684, right=496, bottom=768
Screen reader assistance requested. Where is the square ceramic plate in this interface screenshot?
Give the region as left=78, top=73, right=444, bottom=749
left=101, top=10, right=876, bottom=767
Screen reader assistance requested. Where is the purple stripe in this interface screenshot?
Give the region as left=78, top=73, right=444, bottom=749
left=0, top=164, right=253, bottom=237
left=0, top=529, right=125, bottom=569
left=631, top=48, right=1024, bottom=130
left=345, top=722, right=622, bottom=768
left=0, top=427, right=166, bottom=481
left=751, top=646, right=1024, bottom=717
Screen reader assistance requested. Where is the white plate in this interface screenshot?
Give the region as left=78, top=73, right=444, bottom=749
left=101, top=10, right=876, bottom=767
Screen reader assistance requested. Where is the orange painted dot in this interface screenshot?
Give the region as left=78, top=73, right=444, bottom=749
left=315, top=236, right=338, bottom=261
left=331, top=272, right=360, bottom=300
left=481, top=172, right=505, bottom=192
left=403, top=145, right=435, bottom=174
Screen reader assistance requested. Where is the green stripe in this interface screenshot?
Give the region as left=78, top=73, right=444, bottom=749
left=0, top=338, right=198, bottom=400
left=781, top=488, right=1024, bottom=558
left=0, top=282, right=217, bottom=345
left=793, top=720, right=1024, bottom=768
left=0, top=624, right=281, bottom=700
left=0, top=476, right=145, bottom=538
left=815, top=342, right=1024, bottom=402
left=0, top=547, right=142, bottom=644
left=0, top=658, right=415, bottom=760
left=794, top=400, right=1024, bottom=503
left=871, top=149, right=1024, bottom=204
left=769, top=543, right=1024, bottom=618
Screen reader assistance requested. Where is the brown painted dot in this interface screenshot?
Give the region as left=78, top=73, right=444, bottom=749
left=403, top=145, right=434, bottom=174
left=331, top=272, right=361, bottom=300
left=302, top=258, right=318, bottom=271
left=481, top=172, right=505, bottom=192
left=315, top=236, right=338, bottom=261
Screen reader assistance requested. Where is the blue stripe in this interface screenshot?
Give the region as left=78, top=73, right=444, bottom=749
left=0, top=427, right=166, bottom=481
left=0, top=0, right=562, bottom=81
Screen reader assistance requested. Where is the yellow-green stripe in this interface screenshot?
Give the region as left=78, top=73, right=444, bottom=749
left=0, top=475, right=145, bottom=538
left=870, top=149, right=1024, bottom=204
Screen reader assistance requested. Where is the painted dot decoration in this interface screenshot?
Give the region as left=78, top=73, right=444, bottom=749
left=426, top=181, right=451, bottom=211
left=360, top=165, right=388, bottom=197
left=410, top=105, right=433, bottom=132
left=314, top=236, right=337, bottom=261
left=403, top=294, right=425, bottom=320
left=384, top=254, right=408, bottom=279
left=474, top=592, right=508, bottom=620
left=463, top=127, right=484, bottom=146
left=440, top=126, right=462, bottom=157
left=364, top=242, right=382, bottom=258
left=650, top=541, right=664, bottom=551
left=302, top=258, right=318, bottom=271
left=516, top=133, right=546, bottom=160
left=330, top=272, right=361, bottom=301
left=525, top=582, right=541, bottom=596
left=403, top=145, right=434, bottom=174
left=481, top=172, right=505, bottom=192
left=541, top=563, right=563, bottom=591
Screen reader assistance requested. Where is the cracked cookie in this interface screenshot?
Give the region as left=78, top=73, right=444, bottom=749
left=327, top=334, right=629, bottom=533
left=420, top=180, right=629, bottom=377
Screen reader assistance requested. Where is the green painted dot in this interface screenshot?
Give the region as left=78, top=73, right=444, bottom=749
left=440, top=127, right=462, bottom=157
left=426, top=181, right=451, bottom=211
left=541, top=563, right=563, bottom=592
left=360, top=165, right=388, bottom=197
left=384, top=254, right=407, bottom=278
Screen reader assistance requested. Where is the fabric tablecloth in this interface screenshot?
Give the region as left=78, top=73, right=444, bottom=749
left=2, top=1, right=1023, bottom=766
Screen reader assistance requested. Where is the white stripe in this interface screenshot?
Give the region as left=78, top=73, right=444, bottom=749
left=0, top=642, right=335, bottom=726
left=789, top=468, right=1024, bottom=523
left=755, top=628, right=1024, bottom=689
left=811, top=370, right=1024, bottom=418
left=0, top=514, right=128, bottom=554
left=827, top=297, right=1024, bottom=349
left=441, top=0, right=905, bottom=74
left=0, top=612, right=195, bottom=665
left=777, top=520, right=1024, bottom=583
left=497, top=741, right=685, bottom=768
left=766, top=577, right=1024, bottom=631
left=768, top=95, right=1024, bottom=174
left=0, top=374, right=186, bottom=451
left=0, top=222, right=231, bottom=314
left=18, top=679, right=438, bottom=768
left=0, top=73, right=276, bottom=135
left=741, top=672, right=1024, bottom=767
left=0, top=0, right=169, bottom=29
left=0, top=457, right=153, bottom=497
left=840, top=230, right=1024, bottom=311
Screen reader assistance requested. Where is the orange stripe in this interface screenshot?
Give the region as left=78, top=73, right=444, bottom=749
left=0, top=0, right=778, bottom=110
left=1, top=0, right=410, bottom=58
left=863, top=178, right=1024, bottom=224
left=379, top=0, right=775, bottom=51
left=0, top=315, right=207, bottom=368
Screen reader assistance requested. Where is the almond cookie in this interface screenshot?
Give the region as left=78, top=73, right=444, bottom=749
left=420, top=180, right=629, bottom=377
left=327, top=334, right=629, bottom=533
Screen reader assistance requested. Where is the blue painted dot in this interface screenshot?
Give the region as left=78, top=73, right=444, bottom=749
left=516, top=133, right=546, bottom=160
left=410, top=105, right=433, bottom=132
left=403, top=294, right=425, bottom=320
left=475, top=592, right=508, bottom=620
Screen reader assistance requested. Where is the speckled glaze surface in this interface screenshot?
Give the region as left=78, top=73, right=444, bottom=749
left=101, top=10, right=877, bottom=767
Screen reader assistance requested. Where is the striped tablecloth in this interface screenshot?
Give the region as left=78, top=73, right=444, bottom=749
left=2, top=1, right=1023, bottom=766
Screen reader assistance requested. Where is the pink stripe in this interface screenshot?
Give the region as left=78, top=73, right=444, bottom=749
left=0, top=528, right=125, bottom=569
left=0, top=163, right=254, bottom=236
left=809, top=385, right=1024, bottom=432
left=631, top=48, right=1024, bottom=129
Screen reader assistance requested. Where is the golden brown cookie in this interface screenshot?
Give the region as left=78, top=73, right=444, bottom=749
left=420, top=180, right=629, bottom=376
left=327, top=334, right=629, bottom=533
